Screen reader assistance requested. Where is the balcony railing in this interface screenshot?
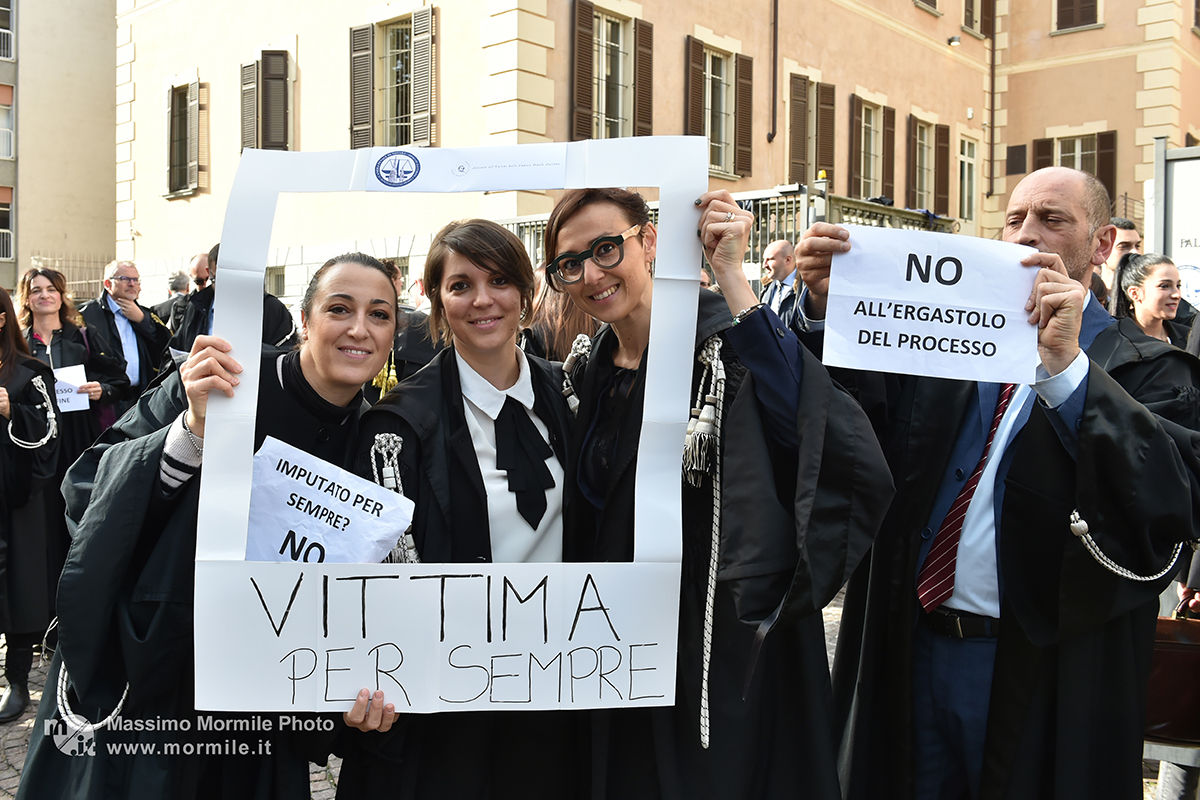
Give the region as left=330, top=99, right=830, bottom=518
left=827, top=195, right=956, bottom=233
left=0, top=230, right=13, bottom=260
left=0, top=30, right=12, bottom=61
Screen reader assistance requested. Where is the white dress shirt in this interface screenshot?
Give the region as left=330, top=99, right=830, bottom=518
left=455, top=348, right=564, bottom=563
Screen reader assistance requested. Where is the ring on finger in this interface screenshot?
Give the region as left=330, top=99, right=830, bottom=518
left=724, top=211, right=734, bottom=223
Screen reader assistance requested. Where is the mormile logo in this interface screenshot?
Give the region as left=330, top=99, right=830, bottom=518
left=375, top=151, right=421, bottom=187
left=46, top=715, right=96, bottom=757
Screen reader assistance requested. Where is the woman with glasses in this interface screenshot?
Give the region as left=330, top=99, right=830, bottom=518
left=541, top=188, right=892, bottom=799
left=337, top=219, right=580, bottom=799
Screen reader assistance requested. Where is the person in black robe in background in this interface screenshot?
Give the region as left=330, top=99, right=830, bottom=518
left=17, top=253, right=399, bottom=800
left=0, top=285, right=59, bottom=724
left=169, top=242, right=298, bottom=357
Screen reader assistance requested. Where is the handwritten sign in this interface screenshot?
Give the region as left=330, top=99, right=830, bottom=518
left=824, top=226, right=1039, bottom=384
left=246, top=437, right=413, bottom=565
left=194, top=139, right=708, bottom=712
left=194, top=561, right=679, bottom=711
left=51, top=365, right=89, bottom=413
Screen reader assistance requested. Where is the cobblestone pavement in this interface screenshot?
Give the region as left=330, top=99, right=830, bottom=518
left=0, top=610, right=1161, bottom=799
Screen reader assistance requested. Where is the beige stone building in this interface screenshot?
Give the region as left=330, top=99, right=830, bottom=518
left=113, top=0, right=1200, bottom=302
left=0, top=1, right=115, bottom=291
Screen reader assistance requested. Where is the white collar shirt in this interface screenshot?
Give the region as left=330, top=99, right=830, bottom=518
left=455, top=348, right=564, bottom=564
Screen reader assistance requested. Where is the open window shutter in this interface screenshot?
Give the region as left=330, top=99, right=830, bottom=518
left=934, top=123, right=949, bottom=215
left=165, top=86, right=174, bottom=190
left=906, top=115, right=918, bottom=208
left=240, top=62, right=258, bottom=151
left=571, top=0, right=594, bottom=141
left=882, top=105, right=895, bottom=200
left=816, top=82, right=836, bottom=190
left=633, top=19, right=653, bottom=137
left=788, top=74, right=808, bottom=185
left=684, top=36, right=704, bottom=137
left=849, top=94, right=863, bottom=198
left=1096, top=130, right=1117, bottom=210
left=1033, top=138, right=1054, bottom=170
left=411, top=7, right=433, bottom=146
left=1057, top=0, right=1076, bottom=29
left=187, top=80, right=199, bottom=190
left=350, top=25, right=374, bottom=149
left=1188, top=133, right=1199, bottom=148
left=1006, top=144, right=1027, bottom=175
left=259, top=51, right=288, bottom=150
left=982, top=0, right=994, bottom=36
left=734, top=54, right=752, bottom=176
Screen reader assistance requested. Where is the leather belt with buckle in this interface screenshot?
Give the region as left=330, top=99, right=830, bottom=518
left=921, top=606, right=1000, bottom=639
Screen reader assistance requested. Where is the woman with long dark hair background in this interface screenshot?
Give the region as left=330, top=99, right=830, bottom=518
left=0, top=285, right=58, bottom=724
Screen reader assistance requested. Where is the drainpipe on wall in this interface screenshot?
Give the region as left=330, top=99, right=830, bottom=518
left=986, top=4, right=997, bottom=198
left=766, top=0, right=778, bottom=143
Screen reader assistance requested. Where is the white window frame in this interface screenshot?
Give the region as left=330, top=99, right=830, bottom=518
left=0, top=0, right=13, bottom=61
left=915, top=121, right=933, bottom=210
left=1057, top=134, right=1097, bottom=175
left=376, top=9, right=433, bottom=148
left=593, top=10, right=632, bottom=140
left=859, top=101, right=882, bottom=199
left=959, top=137, right=977, bottom=222
left=0, top=104, right=12, bottom=160
left=380, top=18, right=413, bottom=147
left=704, top=48, right=734, bottom=174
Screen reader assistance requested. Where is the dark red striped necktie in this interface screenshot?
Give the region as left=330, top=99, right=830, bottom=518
left=917, top=383, right=1017, bottom=612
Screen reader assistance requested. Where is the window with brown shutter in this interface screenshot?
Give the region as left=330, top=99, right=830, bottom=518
left=1095, top=130, right=1116, bottom=210
left=934, top=123, right=949, bottom=216
left=1033, top=138, right=1054, bottom=170
left=849, top=94, right=863, bottom=198
left=571, top=1, right=594, bottom=141
left=788, top=74, right=808, bottom=185
left=350, top=25, right=373, bottom=149
left=1056, top=0, right=1096, bottom=30
left=1006, top=144, right=1027, bottom=175
left=815, top=82, right=836, bottom=190
left=965, top=0, right=975, bottom=28
left=734, top=54, right=752, bottom=176
left=167, top=80, right=204, bottom=197
left=633, top=19, right=652, bottom=137
left=982, top=0, right=994, bottom=36
left=259, top=51, right=289, bottom=150
left=684, top=36, right=704, bottom=137
left=882, top=106, right=895, bottom=201
left=240, top=62, right=257, bottom=152
left=410, top=7, right=434, bottom=146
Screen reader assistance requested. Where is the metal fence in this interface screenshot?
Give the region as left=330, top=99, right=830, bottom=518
left=29, top=252, right=113, bottom=304
left=1113, top=193, right=1145, bottom=233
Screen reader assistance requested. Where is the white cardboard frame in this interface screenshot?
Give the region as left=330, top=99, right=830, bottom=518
left=193, top=138, right=707, bottom=712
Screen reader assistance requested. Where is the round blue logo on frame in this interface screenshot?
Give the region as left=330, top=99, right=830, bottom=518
left=375, top=151, right=421, bottom=187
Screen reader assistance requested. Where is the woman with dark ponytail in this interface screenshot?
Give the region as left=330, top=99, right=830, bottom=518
left=1109, top=252, right=1189, bottom=347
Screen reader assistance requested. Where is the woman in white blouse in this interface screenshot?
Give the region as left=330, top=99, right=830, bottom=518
left=337, top=219, right=581, bottom=800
